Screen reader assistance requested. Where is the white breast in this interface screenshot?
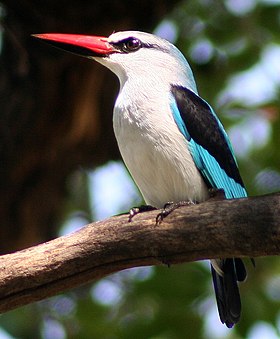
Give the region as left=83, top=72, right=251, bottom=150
left=113, top=82, right=209, bottom=208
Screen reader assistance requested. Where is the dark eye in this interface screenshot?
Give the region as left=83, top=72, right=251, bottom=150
left=122, top=38, right=141, bottom=52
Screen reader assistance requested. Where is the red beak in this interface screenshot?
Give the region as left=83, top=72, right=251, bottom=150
left=32, top=33, right=114, bottom=57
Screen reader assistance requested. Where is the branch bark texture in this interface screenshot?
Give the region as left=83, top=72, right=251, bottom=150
left=0, top=193, right=279, bottom=313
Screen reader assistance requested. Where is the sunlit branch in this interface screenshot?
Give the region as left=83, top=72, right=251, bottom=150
left=0, top=192, right=279, bottom=313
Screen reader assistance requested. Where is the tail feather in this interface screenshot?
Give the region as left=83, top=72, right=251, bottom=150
left=211, top=258, right=246, bottom=328
left=234, top=258, right=247, bottom=282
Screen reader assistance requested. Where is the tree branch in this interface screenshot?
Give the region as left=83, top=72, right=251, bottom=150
left=0, top=193, right=279, bottom=313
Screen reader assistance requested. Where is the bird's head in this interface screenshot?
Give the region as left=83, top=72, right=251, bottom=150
left=33, top=30, right=197, bottom=91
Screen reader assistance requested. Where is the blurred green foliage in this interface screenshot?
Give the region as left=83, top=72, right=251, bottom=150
left=1, top=0, right=280, bottom=338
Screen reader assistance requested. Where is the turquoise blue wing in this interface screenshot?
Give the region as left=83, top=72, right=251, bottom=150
left=170, top=85, right=246, bottom=199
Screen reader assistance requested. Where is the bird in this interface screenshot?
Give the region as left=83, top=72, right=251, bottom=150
left=33, top=30, right=248, bottom=327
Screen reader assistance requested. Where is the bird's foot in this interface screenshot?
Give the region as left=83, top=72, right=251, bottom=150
left=156, top=200, right=194, bottom=225
left=208, top=188, right=226, bottom=200
left=128, top=205, right=156, bottom=222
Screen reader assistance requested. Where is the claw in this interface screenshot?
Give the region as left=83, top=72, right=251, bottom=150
left=208, top=188, right=225, bottom=200
left=156, top=200, right=195, bottom=224
left=128, top=205, right=156, bottom=222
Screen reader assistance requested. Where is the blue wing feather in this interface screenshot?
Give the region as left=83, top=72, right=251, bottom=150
left=188, top=140, right=247, bottom=198
left=170, top=88, right=246, bottom=199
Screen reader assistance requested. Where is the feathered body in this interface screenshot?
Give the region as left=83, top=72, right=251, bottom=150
left=113, top=63, right=209, bottom=207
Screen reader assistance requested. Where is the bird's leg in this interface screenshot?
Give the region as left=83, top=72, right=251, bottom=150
left=208, top=188, right=226, bottom=200
left=128, top=205, right=157, bottom=222
left=156, top=200, right=195, bottom=225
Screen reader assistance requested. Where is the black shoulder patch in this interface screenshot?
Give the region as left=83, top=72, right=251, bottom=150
left=171, top=85, right=244, bottom=186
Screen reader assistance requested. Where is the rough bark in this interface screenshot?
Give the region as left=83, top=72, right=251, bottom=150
left=0, top=193, right=279, bottom=313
